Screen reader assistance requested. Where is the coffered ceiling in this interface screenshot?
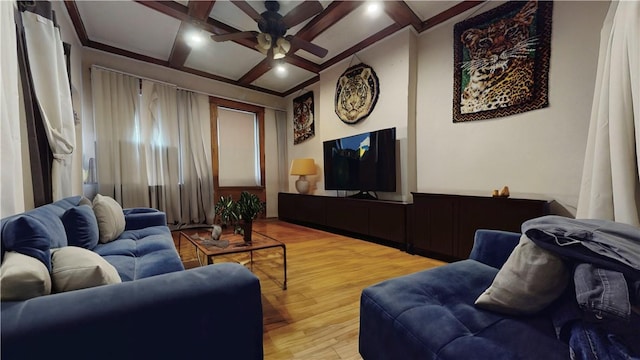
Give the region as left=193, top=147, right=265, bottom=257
left=64, top=1, right=483, bottom=97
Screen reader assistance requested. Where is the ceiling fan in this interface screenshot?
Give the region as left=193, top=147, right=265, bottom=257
left=211, top=0, right=329, bottom=60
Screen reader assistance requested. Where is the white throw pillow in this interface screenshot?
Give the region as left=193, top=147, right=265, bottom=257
left=0, top=251, right=52, bottom=301
left=475, top=235, right=569, bottom=315
left=51, top=246, right=121, bottom=293
left=92, top=194, right=126, bottom=243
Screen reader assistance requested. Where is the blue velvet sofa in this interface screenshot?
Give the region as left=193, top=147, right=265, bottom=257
left=359, top=230, right=568, bottom=360
left=1, top=196, right=263, bottom=360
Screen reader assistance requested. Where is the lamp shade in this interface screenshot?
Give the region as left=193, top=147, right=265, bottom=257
left=290, top=158, right=316, bottom=176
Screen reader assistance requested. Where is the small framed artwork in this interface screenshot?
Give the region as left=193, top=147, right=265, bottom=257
left=453, top=0, right=553, bottom=122
left=293, top=91, right=315, bottom=145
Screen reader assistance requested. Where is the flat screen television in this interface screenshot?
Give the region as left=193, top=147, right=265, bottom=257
left=323, top=127, right=396, bottom=197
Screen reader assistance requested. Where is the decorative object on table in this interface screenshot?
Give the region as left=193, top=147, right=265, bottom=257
left=192, top=232, right=229, bottom=249
left=335, top=63, right=380, bottom=124
left=293, top=91, right=315, bottom=144
left=211, top=225, right=222, bottom=240
left=492, top=186, right=510, bottom=198
left=453, top=0, right=552, bottom=123
left=290, top=158, right=316, bottom=194
left=214, top=191, right=266, bottom=245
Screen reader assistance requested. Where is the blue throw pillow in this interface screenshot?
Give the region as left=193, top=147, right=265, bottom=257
left=61, top=205, right=99, bottom=250
left=1, top=215, right=52, bottom=271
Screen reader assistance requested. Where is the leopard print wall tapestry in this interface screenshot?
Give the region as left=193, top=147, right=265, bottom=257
left=293, top=91, right=315, bottom=144
left=335, top=63, right=380, bottom=125
left=453, top=0, right=552, bottom=122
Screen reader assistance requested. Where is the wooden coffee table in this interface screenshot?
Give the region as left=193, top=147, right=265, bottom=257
left=180, top=229, right=287, bottom=290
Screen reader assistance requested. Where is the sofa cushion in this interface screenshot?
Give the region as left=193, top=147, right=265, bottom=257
left=475, top=235, right=569, bottom=315
left=1, top=215, right=52, bottom=270
left=359, top=260, right=567, bottom=360
left=0, top=251, right=52, bottom=301
left=51, top=246, right=121, bottom=292
left=92, top=194, right=125, bottom=243
left=61, top=205, right=100, bottom=250
left=94, top=226, right=184, bottom=281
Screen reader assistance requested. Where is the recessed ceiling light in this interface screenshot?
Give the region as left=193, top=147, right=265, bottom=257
left=275, top=64, right=287, bottom=77
left=186, top=31, right=204, bottom=47
left=366, top=2, right=382, bottom=17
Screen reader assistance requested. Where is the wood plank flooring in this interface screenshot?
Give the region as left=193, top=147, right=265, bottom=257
left=173, top=220, right=445, bottom=359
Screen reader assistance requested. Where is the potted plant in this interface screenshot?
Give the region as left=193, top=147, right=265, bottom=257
left=214, top=191, right=266, bottom=244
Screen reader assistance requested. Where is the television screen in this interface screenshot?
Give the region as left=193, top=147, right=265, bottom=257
left=323, top=127, right=396, bottom=192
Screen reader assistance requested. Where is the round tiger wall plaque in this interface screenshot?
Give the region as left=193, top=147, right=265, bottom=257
left=334, top=63, right=380, bottom=125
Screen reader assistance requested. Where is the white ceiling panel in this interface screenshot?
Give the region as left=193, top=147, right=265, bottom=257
left=76, top=0, right=181, bottom=60
left=209, top=1, right=259, bottom=32
left=251, top=63, right=316, bottom=93
left=294, top=4, right=395, bottom=63
left=404, top=1, right=457, bottom=21
left=184, top=38, right=266, bottom=80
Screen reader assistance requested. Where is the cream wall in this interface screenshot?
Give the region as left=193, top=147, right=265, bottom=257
left=286, top=28, right=417, bottom=202
left=415, top=1, right=610, bottom=215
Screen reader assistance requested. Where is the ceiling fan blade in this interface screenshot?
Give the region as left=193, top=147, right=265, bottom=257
left=211, top=31, right=257, bottom=42
left=282, top=1, right=323, bottom=28
left=286, top=36, right=328, bottom=58
left=231, top=0, right=262, bottom=21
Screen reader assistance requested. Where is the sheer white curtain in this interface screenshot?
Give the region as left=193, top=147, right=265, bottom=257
left=92, top=67, right=150, bottom=208
left=140, top=80, right=181, bottom=223
left=178, top=90, right=214, bottom=224
left=577, top=1, right=640, bottom=226
left=22, top=8, right=75, bottom=200
left=1, top=1, right=25, bottom=217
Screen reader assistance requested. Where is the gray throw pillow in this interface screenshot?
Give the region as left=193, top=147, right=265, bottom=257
left=475, top=235, right=569, bottom=315
left=51, top=246, right=121, bottom=292
left=0, top=251, right=52, bottom=301
left=92, top=194, right=126, bottom=243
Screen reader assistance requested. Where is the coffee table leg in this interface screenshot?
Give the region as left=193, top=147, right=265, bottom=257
left=282, top=245, right=287, bottom=290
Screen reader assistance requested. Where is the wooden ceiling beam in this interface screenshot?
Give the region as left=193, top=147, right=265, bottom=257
left=421, top=1, right=486, bottom=31
left=188, top=0, right=215, bottom=19
left=168, top=1, right=215, bottom=68
left=385, top=1, right=423, bottom=30
left=321, top=22, right=404, bottom=71
left=295, top=1, right=361, bottom=42
left=135, top=1, right=191, bottom=22
left=63, top=1, right=89, bottom=45
left=238, top=59, right=272, bottom=85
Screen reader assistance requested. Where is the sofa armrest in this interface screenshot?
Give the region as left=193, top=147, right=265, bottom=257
left=468, top=229, right=520, bottom=269
left=123, top=208, right=167, bottom=230
left=1, top=263, right=263, bottom=360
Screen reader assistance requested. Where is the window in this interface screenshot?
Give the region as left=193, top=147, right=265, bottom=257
left=217, top=107, right=260, bottom=186
left=210, top=97, right=265, bottom=201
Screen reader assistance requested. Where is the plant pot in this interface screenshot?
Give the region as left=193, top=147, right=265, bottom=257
left=242, top=220, right=253, bottom=244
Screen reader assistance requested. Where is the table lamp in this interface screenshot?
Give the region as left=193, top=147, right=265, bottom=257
left=290, top=158, right=316, bottom=194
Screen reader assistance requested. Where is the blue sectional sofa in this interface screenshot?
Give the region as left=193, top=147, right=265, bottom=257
left=360, top=225, right=640, bottom=360
left=1, top=196, right=263, bottom=360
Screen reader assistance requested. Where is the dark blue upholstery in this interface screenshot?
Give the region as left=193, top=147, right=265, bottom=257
left=1, top=197, right=264, bottom=360
left=61, top=204, right=99, bottom=249
left=359, top=230, right=569, bottom=360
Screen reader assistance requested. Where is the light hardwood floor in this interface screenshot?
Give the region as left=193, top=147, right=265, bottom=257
left=174, top=220, right=446, bottom=360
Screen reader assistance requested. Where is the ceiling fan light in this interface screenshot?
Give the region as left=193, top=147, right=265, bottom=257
left=273, top=50, right=286, bottom=59
left=256, top=33, right=272, bottom=50
left=276, top=37, right=291, bottom=54
left=255, top=45, right=269, bottom=55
